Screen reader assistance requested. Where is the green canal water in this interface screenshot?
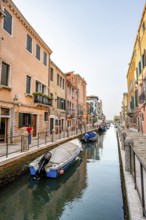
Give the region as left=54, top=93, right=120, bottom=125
left=0, top=126, right=124, bottom=220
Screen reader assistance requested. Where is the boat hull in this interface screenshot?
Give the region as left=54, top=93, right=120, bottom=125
left=46, top=157, right=78, bottom=178
left=29, top=138, right=82, bottom=178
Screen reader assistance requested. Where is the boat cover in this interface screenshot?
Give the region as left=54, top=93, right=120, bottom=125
left=49, top=142, right=81, bottom=164
left=84, top=132, right=97, bottom=139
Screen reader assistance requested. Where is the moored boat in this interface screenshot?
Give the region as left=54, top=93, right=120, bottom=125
left=81, top=132, right=98, bottom=142
left=29, top=138, right=82, bottom=179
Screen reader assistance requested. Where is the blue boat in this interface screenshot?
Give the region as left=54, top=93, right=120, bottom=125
left=29, top=139, right=82, bottom=178
left=81, top=132, right=98, bottom=142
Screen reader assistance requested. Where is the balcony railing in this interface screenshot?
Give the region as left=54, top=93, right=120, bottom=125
left=78, top=110, right=83, bottom=116
left=66, top=109, right=76, bottom=117
left=33, top=94, right=52, bottom=106
left=139, top=90, right=146, bottom=104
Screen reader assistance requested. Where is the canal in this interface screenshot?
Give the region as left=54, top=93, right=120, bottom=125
left=0, top=125, right=124, bottom=220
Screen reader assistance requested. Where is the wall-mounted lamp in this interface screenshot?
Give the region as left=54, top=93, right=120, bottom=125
left=13, top=95, right=19, bottom=101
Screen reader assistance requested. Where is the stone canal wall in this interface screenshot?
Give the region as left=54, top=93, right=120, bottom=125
left=0, top=134, right=84, bottom=189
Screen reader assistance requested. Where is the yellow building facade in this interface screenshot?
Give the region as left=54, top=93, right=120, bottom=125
left=126, top=3, right=146, bottom=133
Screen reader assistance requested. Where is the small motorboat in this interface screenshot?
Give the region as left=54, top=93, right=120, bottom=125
left=29, top=138, right=82, bottom=179
left=97, top=126, right=106, bottom=134
left=81, top=132, right=98, bottom=142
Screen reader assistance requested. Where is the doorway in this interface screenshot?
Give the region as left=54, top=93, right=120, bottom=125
left=0, top=118, right=8, bottom=142
left=50, top=118, right=54, bottom=134
left=32, top=115, right=37, bottom=137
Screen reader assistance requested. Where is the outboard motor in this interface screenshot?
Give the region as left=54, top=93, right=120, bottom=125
left=34, top=152, right=52, bottom=179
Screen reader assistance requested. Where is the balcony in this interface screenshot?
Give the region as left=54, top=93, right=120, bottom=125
left=33, top=93, right=52, bottom=106
left=66, top=109, right=76, bottom=117
left=139, top=90, right=146, bottom=104
left=78, top=110, right=83, bottom=117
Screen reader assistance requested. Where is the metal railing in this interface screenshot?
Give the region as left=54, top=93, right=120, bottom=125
left=128, top=143, right=146, bottom=217
left=0, top=124, right=93, bottom=159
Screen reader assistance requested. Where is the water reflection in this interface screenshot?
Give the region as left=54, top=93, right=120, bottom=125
left=0, top=157, right=87, bottom=220
left=82, top=141, right=100, bottom=161
left=0, top=127, right=124, bottom=220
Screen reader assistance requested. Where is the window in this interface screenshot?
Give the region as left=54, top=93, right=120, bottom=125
left=44, top=112, right=48, bottom=121
left=142, top=22, right=145, bottom=34
left=138, top=61, right=141, bottom=75
left=36, top=44, right=40, bottom=60
left=62, top=79, right=64, bottom=89
left=60, top=77, right=62, bottom=87
left=43, top=52, right=47, bottom=66
left=26, top=34, right=32, bottom=53
left=42, top=84, right=46, bottom=93
left=3, top=9, right=12, bottom=35
left=1, top=62, right=10, bottom=86
left=138, top=37, right=141, bottom=49
left=135, top=90, right=138, bottom=107
left=26, top=75, right=31, bottom=94
left=57, top=74, right=59, bottom=86
left=19, top=113, right=32, bottom=128
left=142, top=54, right=145, bottom=69
left=1, top=108, right=10, bottom=116
left=35, top=81, right=46, bottom=93
left=50, top=68, right=53, bottom=81
left=36, top=81, right=41, bottom=92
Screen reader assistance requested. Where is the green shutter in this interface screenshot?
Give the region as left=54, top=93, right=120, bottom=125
left=19, top=113, right=23, bottom=128
left=131, top=96, right=134, bottom=109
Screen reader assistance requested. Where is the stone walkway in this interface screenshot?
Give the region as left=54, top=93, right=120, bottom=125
left=118, top=127, right=146, bottom=220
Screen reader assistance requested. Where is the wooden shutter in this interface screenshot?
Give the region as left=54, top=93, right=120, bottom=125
left=19, top=113, right=23, bottom=128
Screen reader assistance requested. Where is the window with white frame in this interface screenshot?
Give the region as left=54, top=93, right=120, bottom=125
left=26, top=75, right=31, bottom=94
left=3, top=9, right=12, bottom=35
left=50, top=68, right=53, bottom=81
left=1, top=62, right=10, bottom=87
left=43, top=52, right=47, bottom=66
left=35, top=80, right=46, bottom=93
left=26, top=34, right=32, bottom=53
left=57, top=74, right=59, bottom=86
left=44, top=112, right=48, bottom=121
left=60, top=77, right=62, bottom=88
left=36, top=44, right=40, bottom=60
left=62, top=79, right=64, bottom=89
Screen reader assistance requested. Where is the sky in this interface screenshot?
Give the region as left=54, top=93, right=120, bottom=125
left=12, top=0, right=146, bottom=119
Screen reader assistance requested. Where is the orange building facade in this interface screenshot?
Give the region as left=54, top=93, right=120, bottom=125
left=0, top=0, right=89, bottom=142
left=0, top=0, right=52, bottom=141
